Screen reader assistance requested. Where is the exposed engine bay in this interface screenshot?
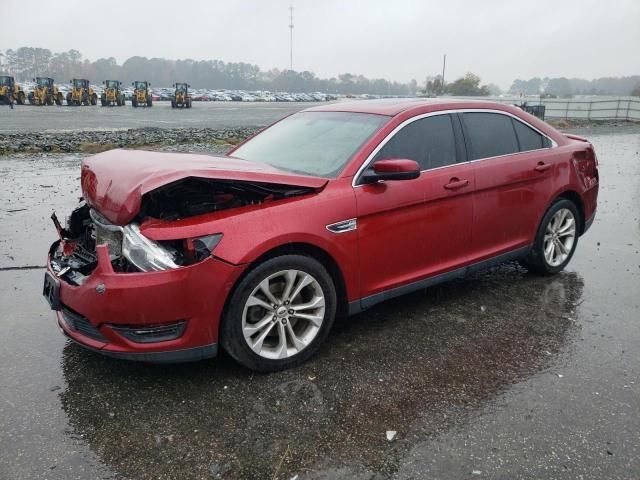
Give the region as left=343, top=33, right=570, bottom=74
left=139, top=177, right=316, bottom=221
left=49, top=178, right=316, bottom=285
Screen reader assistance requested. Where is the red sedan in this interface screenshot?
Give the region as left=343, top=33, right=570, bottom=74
left=43, top=99, right=599, bottom=371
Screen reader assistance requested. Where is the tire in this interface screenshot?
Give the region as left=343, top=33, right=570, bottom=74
left=56, top=93, right=63, bottom=106
left=28, top=92, right=35, bottom=105
left=132, top=98, right=138, bottom=108
left=66, top=93, right=72, bottom=105
left=147, top=98, right=152, bottom=107
left=91, top=94, right=97, bottom=106
left=171, top=99, right=176, bottom=108
left=46, top=95, right=53, bottom=106
left=221, top=255, right=337, bottom=372
left=17, top=92, right=25, bottom=105
left=521, top=198, right=580, bottom=275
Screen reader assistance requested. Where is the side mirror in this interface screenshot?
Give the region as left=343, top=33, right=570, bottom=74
left=361, top=159, right=420, bottom=184
left=32, top=78, right=35, bottom=82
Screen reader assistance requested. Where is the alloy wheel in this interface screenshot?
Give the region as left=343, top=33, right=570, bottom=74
left=242, top=269, right=325, bottom=359
left=543, top=208, right=576, bottom=267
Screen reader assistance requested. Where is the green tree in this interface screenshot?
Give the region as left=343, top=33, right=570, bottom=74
left=446, top=73, right=490, bottom=96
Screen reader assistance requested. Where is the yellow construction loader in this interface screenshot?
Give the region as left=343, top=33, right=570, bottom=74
left=66, top=78, right=97, bottom=106
left=101, top=80, right=126, bottom=106
left=28, top=77, right=64, bottom=105
left=0, top=76, right=26, bottom=105
left=171, top=83, right=192, bottom=108
left=131, top=81, right=152, bottom=107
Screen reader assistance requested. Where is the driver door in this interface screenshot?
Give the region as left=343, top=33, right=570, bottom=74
left=354, top=113, right=474, bottom=303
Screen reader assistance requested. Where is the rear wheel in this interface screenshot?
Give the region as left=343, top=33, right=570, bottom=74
left=28, top=92, right=35, bottom=105
left=522, top=199, right=580, bottom=275
left=56, top=93, right=63, bottom=106
left=132, top=98, right=138, bottom=108
left=91, top=94, right=97, bottom=106
left=17, top=92, right=25, bottom=105
left=221, top=255, right=337, bottom=372
left=147, top=97, right=152, bottom=107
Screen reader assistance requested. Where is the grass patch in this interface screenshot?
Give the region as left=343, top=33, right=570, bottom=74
left=78, top=143, right=117, bottom=154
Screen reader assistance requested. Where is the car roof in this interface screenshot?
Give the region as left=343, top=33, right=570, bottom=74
left=305, top=97, right=512, bottom=116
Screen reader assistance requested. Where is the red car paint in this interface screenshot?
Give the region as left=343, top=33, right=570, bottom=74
left=47, top=99, right=599, bottom=362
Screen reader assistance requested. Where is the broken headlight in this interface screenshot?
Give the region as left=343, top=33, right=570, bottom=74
left=122, top=225, right=223, bottom=272
left=122, top=223, right=180, bottom=272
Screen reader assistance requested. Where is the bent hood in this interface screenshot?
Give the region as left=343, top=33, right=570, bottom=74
left=81, top=149, right=328, bottom=225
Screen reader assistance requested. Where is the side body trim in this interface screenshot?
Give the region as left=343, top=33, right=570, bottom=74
left=348, top=245, right=531, bottom=315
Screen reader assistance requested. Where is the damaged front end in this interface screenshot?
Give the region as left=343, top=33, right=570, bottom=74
left=49, top=177, right=317, bottom=285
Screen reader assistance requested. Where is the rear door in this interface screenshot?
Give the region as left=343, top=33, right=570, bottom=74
left=354, top=113, right=474, bottom=299
left=461, top=111, right=556, bottom=260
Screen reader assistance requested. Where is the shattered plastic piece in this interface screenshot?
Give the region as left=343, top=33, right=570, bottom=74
left=386, top=430, right=397, bottom=441
left=472, top=470, right=482, bottom=475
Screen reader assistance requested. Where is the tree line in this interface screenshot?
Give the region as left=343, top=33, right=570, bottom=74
left=0, top=46, right=418, bottom=95
left=509, top=76, right=640, bottom=97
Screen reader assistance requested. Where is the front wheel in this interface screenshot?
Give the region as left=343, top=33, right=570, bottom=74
left=221, top=255, right=337, bottom=372
left=522, top=199, right=580, bottom=275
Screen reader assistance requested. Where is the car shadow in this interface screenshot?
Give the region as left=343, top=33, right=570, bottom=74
left=58, top=264, right=584, bottom=479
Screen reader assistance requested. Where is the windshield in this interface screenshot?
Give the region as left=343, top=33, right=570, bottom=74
left=135, top=81, right=147, bottom=89
left=176, top=84, right=187, bottom=92
left=0, top=77, right=11, bottom=87
left=106, top=80, right=119, bottom=88
left=231, top=111, right=388, bottom=178
left=73, top=79, right=87, bottom=88
left=37, top=78, right=50, bottom=87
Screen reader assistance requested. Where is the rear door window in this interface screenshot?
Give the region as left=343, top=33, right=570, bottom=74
left=512, top=118, right=552, bottom=151
left=462, top=112, right=519, bottom=160
left=373, top=114, right=458, bottom=170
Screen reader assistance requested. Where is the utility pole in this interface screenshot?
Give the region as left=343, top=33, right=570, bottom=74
left=289, top=5, right=294, bottom=71
left=441, top=54, right=446, bottom=95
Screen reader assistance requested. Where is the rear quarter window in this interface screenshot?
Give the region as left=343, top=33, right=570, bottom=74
left=512, top=118, right=552, bottom=151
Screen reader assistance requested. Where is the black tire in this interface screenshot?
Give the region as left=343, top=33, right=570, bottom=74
left=66, top=93, right=72, bottom=105
left=17, top=92, right=25, bottom=105
left=91, top=94, right=97, bottom=106
left=28, top=92, right=34, bottom=105
left=171, top=99, right=176, bottom=108
left=132, top=98, right=138, bottom=108
left=101, top=95, right=107, bottom=107
left=147, top=98, right=152, bottom=107
left=221, top=254, right=337, bottom=372
left=56, top=93, right=63, bottom=106
left=521, top=198, right=581, bottom=275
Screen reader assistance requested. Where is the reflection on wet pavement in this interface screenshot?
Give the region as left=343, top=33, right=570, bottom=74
left=0, top=126, right=639, bottom=479
left=57, top=266, right=583, bottom=479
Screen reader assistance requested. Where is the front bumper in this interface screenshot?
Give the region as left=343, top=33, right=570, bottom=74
left=48, top=242, right=244, bottom=362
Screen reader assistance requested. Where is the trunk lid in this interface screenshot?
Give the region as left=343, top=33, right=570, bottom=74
left=81, top=149, right=328, bottom=225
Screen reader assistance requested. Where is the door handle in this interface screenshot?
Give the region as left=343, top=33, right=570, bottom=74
left=444, top=178, right=470, bottom=190
left=535, top=162, right=552, bottom=172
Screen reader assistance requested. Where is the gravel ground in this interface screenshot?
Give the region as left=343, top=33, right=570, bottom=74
left=0, top=126, right=639, bottom=480
left=0, top=101, right=315, bottom=134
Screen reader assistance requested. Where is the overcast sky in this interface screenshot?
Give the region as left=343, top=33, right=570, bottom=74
left=2, top=0, right=639, bottom=89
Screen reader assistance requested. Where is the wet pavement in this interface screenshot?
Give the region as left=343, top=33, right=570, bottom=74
left=0, top=102, right=315, bottom=133
left=0, top=126, right=639, bottom=479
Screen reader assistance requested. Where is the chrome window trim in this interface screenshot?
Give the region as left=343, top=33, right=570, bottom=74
left=352, top=108, right=558, bottom=187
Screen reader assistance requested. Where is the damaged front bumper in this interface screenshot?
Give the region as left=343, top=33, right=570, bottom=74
left=45, top=240, right=244, bottom=363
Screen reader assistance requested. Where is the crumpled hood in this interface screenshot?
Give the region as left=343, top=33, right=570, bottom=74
left=81, top=149, right=328, bottom=225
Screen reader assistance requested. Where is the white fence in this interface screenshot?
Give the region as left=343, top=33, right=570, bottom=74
left=449, top=96, right=640, bottom=121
